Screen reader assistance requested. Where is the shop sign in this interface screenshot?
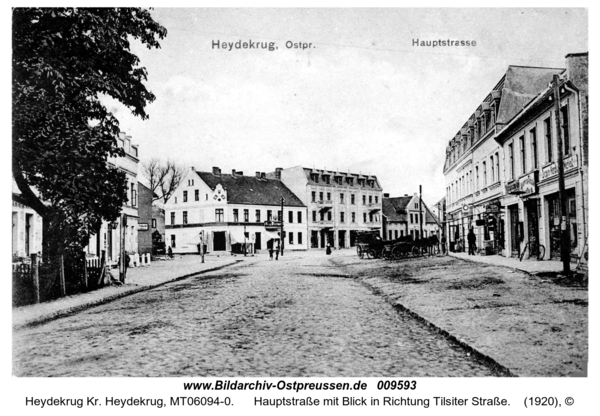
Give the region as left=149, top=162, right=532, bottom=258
left=485, top=202, right=500, bottom=213
left=541, top=155, right=578, bottom=181
left=505, top=180, right=521, bottom=195
left=518, top=171, right=537, bottom=196
left=138, top=223, right=149, bottom=231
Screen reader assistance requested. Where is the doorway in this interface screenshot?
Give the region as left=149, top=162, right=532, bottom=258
left=214, top=231, right=226, bottom=251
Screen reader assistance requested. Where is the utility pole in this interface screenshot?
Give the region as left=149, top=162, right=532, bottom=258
left=280, top=197, right=285, bottom=256
left=552, top=74, right=571, bottom=274
left=243, top=224, right=247, bottom=257
left=119, top=214, right=128, bottom=283
left=419, top=185, right=424, bottom=240
left=199, top=231, right=204, bottom=263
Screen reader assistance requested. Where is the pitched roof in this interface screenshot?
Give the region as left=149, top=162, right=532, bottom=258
left=196, top=171, right=305, bottom=207
left=383, top=196, right=438, bottom=224
left=496, top=65, right=565, bottom=124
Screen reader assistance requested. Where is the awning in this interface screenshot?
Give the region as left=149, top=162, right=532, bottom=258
left=264, top=231, right=280, bottom=241
left=229, top=229, right=248, bottom=244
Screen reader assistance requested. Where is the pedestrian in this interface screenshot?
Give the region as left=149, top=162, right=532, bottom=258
left=468, top=229, right=477, bottom=255
left=275, top=240, right=280, bottom=260
left=326, top=243, right=332, bottom=255
left=267, top=239, right=273, bottom=260
left=441, top=234, right=447, bottom=255
left=167, top=246, right=173, bottom=259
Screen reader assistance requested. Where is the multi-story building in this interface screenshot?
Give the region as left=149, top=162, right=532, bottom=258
left=270, top=166, right=383, bottom=249
left=495, top=53, right=588, bottom=261
left=382, top=194, right=441, bottom=241
left=165, top=167, right=307, bottom=254
left=86, top=132, right=139, bottom=264
left=443, top=65, right=564, bottom=254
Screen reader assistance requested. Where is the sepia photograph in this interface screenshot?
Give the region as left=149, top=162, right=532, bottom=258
left=8, top=4, right=593, bottom=414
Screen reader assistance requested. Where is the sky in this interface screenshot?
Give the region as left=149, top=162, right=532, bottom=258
left=103, top=8, right=588, bottom=205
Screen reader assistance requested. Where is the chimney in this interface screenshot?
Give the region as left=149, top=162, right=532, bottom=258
left=212, top=166, right=221, bottom=176
left=232, top=169, right=236, bottom=175
left=237, top=171, right=243, bottom=176
left=261, top=172, right=266, bottom=179
left=383, top=193, right=390, bottom=198
left=275, top=167, right=282, bottom=180
left=190, top=166, right=195, bottom=171
left=256, top=171, right=261, bottom=178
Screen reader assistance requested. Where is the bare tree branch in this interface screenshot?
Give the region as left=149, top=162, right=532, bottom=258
left=141, top=158, right=185, bottom=203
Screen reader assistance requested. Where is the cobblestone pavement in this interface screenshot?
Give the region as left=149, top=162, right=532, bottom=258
left=13, top=252, right=500, bottom=377
left=331, top=253, right=588, bottom=377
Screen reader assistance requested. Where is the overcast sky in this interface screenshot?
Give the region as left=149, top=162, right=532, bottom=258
left=104, top=8, right=588, bottom=205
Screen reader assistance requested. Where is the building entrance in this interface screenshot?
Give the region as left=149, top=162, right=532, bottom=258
left=213, top=231, right=226, bottom=251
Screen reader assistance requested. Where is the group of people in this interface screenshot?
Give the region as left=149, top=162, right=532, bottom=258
left=268, top=240, right=280, bottom=260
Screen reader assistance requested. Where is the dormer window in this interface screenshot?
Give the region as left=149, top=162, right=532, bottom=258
left=346, top=177, right=354, bottom=186
left=311, top=174, right=319, bottom=183
left=323, top=175, right=330, bottom=184
left=335, top=177, right=342, bottom=185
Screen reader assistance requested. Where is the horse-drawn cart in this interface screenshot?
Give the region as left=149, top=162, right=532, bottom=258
left=356, top=231, right=385, bottom=259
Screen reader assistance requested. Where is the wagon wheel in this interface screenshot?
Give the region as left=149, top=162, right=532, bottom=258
left=412, top=245, right=421, bottom=257
left=366, top=248, right=377, bottom=259
left=357, top=245, right=364, bottom=259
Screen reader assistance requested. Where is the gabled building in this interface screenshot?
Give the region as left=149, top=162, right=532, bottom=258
left=382, top=194, right=441, bottom=241
left=269, top=166, right=383, bottom=249
left=165, top=167, right=308, bottom=254
left=443, top=65, right=564, bottom=254
left=494, top=53, right=588, bottom=261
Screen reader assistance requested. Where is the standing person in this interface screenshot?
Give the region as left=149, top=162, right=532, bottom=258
left=167, top=246, right=173, bottom=259
left=275, top=240, right=280, bottom=260
left=441, top=234, right=447, bottom=255
left=467, top=229, right=476, bottom=255
left=267, top=239, right=273, bottom=260
left=326, top=243, right=332, bottom=255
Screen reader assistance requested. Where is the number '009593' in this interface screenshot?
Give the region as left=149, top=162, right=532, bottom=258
left=377, top=380, right=417, bottom=390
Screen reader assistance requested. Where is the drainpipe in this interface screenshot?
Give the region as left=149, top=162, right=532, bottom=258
left=564, top=83, right=587, bottom=262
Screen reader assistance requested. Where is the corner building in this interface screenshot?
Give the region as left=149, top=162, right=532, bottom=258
left=270, top=166, right=383, bottom=249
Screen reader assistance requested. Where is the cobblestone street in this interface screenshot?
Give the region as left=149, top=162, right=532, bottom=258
left=13, top=252, right=499, bottom=377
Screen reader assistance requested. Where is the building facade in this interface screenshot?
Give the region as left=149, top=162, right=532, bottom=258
left=443, top=65, right=564, bottom=254
left=137, top=182, right=165, bottom=256
left=382, top=194, right=441, bottom=241
left=271, top=166, right=383, bottom=249
left=165, top=167, right=308, bottom=254
left=12, top=182, right=43, bottom=259
left=85, top=132, right=139, bottom=264
left=495, top=53, right=588, bottom=261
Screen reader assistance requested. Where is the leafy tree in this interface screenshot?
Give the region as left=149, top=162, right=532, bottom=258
left=142, top=158, right=186, bottom=204
left=12, top=8, right=167, bottom=257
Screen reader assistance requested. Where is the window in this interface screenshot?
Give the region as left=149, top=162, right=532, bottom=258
left=375, top=196, right=378, bottom=204
left=256, top=210, right=261, bottom=222
left=476, top=166, right=479, bottom=191
left=490, top=156, right=495, bottom=183
left=369, top=212, right=374, bottom=222
left=351, top=194, right=355, bottom=204
left=244, top=209, right=249, bottom=222
left=410, top=213, right=414, bottom=223
left=298, top=232, right=303, bottom=245
left=171, top=235, right=176, bottom=248
left=311, top=191, right=316, bottom=202
left=519, top=135, right=526, bottom=174
left=233, top=209, right=239, bottom=222
left=483, top=161, right=487, bottom=186
left=215, top=209, right=224, bottom=222
left=400, top=230, right=404, bottom=237
left=152, top=219, right=157, bottom=228
left=327, top=211, right=332, bottom=221
left=297, top=211, right=302, bottom=223
left=530, top=128, right=538, bottom=169
left=289, top=232, right=294, bottom=244
left=312, top=211, right=317, bottom=221
left=508, top=143, right=515, bottom=180
left=326, top=192, right=331, bottom=201
left=267, top=210, right=272, bottom=221
left=335, top=177, right=342, bottom=185
left=363, top=213, right=367, bottom=222
left=277, top=210, right=282, bottom=221
left=288, top=211, right=293, bottom=223
left=362, top=195, right=366, bottom=205
left=319, top=192, right=324, bottom=201
left=183, top=191, right=188, bottom=202
left=544, top=117, right=553, bottom=163
left=320, top=211, right=324, bottom=221
left=340, top=212, right=345, bottom=223
left=561, top=105, right=570, bottom=155
left=188, top=179, right=194, bottom=186
left=346, top=177, right=353, bottom=185
left=195, top=190, right=199, bottom=201
left=174, top=197, right=177, bottom=204
left=183, top=211, right=188, bottom=224
left=311, top=174, right=319, bottom=183
left=414, top=203, right=418, bottom=209
left=369, top=195, right=372, bottom=204
left=323, top=175, right=330, bottom=184
left=170, top=212, right=175, bottom=225
left=389, top=230, right=392, bottom=240
left=340, top=193, right=345, bottom=203
left=206, top=194, right=208, bottom=200
left=395, top=230, right=399, bottom=239
left=130, top=183, right=137, bottom=207
left=495, top=153, right=500, bottom=183
left=415, top=214, right=419, bottom=224
left=351, top=212, right=356, bottom=223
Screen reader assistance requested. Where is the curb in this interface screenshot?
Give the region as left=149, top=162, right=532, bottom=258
left=13, top=260, right=241, bottom=331
left=358, top=276, right=518, bottom=377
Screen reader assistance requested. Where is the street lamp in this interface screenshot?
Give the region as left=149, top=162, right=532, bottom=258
left=280, top=197, right=285, bottom=256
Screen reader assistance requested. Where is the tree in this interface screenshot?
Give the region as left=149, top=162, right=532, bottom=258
left=12, top=8, right=167, bottom=257
left=142, top=158, right=186, bottom=204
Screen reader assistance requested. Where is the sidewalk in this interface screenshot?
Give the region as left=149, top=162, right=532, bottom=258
left=12, top=255, right=240, bottom=330
left=448, top=251, right=578, bottom=275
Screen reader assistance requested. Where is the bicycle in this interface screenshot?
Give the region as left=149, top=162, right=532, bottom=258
left=519, top=239, right=545, bottom=261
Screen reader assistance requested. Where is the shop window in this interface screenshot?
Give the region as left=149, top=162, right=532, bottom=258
left=183, top=211, right=188, bottom=224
